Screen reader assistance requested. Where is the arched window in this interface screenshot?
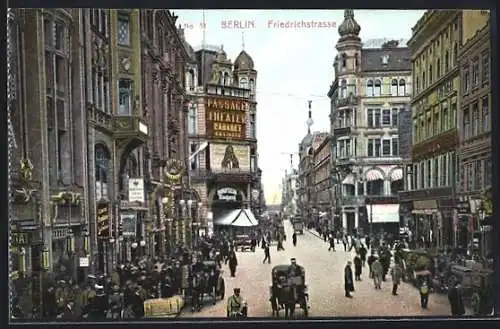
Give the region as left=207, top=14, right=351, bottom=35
left=453, top=43, right=458, bottom=66
left=223, top=72, right=230, bottom=86
left=436, top=59, right=441, bottom=78
left=239, top=77, right=248, bottom=89
left=429, top=64, right=433, bottom=84
left=249, top=78, right=255, bottom=94
left=422, top=72, right=426, bottom=88
left=445, top=51, right=449, bottom=71
left=95, top=144, right=110, bottom=200
left=120, top=151, right=139, bottom=196
left=187, top=69, right=195, bottom=91
left=218, top=71, right=223, bottom=85
left=366, top=80, right=374, bottom=96
left=390, top=79, right=398, bottom=96
left=416, top=77, right=419, bottom=94
left=341, top=79, right=347, bottom=98
left=398, top=79, right=406, bottom=96
left=341, top=53, right=347, bottom=68
left=374, top=79, right=382, bottom=96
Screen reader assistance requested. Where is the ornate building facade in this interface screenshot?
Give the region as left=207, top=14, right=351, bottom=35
left=9, top=9, right=191, bottom=286
left=9, top=9, right=90, bottom=313
left=402, top=10, right=461, bottom=248
left=183, top=44, right=263, bottom=232
left=457, top=11, right=491, bottom=252
left=328, top=10, right=411, bottom=235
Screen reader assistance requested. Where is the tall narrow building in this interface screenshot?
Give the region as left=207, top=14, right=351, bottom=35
left=9, top=9, right=90, bottom=310
left=403, top=10, right=461, bottom=248
left=329, top=10, right=411, bottom=235
left=183, top=43, right=262, bottom=233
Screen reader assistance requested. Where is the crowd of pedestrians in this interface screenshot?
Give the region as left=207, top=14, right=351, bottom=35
left=11, top=233, right=244, bottom=321
left=310, top=228, right=468, bottom=317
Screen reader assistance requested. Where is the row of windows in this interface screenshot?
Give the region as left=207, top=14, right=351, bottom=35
left=413, top=20, right=459, bottom=95
left=462, top=52, right=490, bottom=94
left=89, top=9, right=130, bottom=46
left=412, top=103, right=457, bottom=144
left=337, top=79, right=408, bottom=99
left=335, top=137, right=399, bottom=158
left=462, top=158, right=491, bottom=192
left=366, top=108, right=401, bottom=128
left=462, top=96, right=489, bottom=140
left=411, top=152, right=456, bottom=190
left=367, top=138, right=399, bottom=157
left=343, top=180, right=404, bottom=196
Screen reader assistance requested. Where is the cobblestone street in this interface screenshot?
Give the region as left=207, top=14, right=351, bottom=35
left=181, top=221, right=457, bottom=318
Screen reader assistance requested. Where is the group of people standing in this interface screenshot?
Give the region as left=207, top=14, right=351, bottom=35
left=12, top=233, right=243, bottom=321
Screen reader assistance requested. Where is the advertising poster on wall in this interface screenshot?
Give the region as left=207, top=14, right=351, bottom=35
left=209, top=143, right=250, bottom=172
left=205, top=97, right=248, bottom=140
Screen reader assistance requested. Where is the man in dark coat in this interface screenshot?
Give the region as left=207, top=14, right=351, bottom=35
left=448, top=280, right=465, bottom=316
left=328, top=235, right=336, bottom=251
left=262, top=244, right=271, bottom=264
left=353, top=254, right=362, bottom=281
left=344, top=261, right=354, bottom=298
left=292, top=232, right=297, bottom=247
left=359, top=244, right=367, bottom=267
left=365, top=235, right=371, bottom=250
left=228, top=250, right=238, bottom=277
left=367, top=250, right=378, bottom=278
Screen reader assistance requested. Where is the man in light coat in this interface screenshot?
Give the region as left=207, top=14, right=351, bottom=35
left=390, top=263, right=403, bottom=295
left=371, top=258, right=383, bottom=290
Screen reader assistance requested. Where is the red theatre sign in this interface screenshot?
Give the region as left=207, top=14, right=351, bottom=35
left=206, top=97, right=248, bottom=140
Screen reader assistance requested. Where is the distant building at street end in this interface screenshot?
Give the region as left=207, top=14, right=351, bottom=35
left=457, top=11, right=491, bottom=254
left=328, top=9, right=411, bottom=236
left=402, top=10, right=462, bottom=249
left=184, top=41, right=263, bottom=232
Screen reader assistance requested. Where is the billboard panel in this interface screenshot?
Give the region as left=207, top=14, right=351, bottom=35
left=209, top=143, right=250, bottom=172
left=205, top=97, right=248, bottom=140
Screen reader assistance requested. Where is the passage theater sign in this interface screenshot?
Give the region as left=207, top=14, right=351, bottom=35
left=206, top=97, right=248, bottom=139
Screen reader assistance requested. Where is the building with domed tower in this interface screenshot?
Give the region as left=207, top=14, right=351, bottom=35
left=328, top=10, right=412, bottom=236
left=183, top=42, right=263, bottom=235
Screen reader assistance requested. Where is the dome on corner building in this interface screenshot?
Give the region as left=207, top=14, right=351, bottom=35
left=234, top=50, right=254, bottom=70
left=338, top=9, right=361, bottom=38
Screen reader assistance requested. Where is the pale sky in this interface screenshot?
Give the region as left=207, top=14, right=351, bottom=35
left=176, top=9, right=425, bottom=204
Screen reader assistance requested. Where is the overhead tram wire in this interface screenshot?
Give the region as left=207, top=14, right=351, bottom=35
left=254, top=90, right=329, bottom=102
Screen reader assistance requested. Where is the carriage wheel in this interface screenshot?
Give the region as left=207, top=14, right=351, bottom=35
left=302, top=296, right=309, bottom=317
left=471, top=293, right=481, bottom=315
left=218, top=279, right=225, bottom=300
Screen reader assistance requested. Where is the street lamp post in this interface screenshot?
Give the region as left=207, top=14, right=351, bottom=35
left=131, top=242, right=138, bottom=261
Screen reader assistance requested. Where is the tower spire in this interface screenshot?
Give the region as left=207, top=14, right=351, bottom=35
left=306, top=100, right=313, bottom=134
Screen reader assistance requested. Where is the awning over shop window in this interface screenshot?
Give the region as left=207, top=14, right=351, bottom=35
left=390, top=168, right=403, bottom=181
left=365, top=169, right=384, bottom=182
left=214, top=209, right=259, bottom=227
left=368, top=204, right=400, bottom=223
left=342, top=174, right=355, bottom=185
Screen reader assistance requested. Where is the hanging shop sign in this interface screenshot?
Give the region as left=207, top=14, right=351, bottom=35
left=121, top=213, right=137, bottom=237
left=164, top=159, right=185, bottom=182
left=128, top=178, right=145, bottom=203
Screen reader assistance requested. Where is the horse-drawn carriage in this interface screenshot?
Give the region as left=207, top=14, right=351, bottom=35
left=189, top=261, right=226, bottom=312
left=269, top=265, right=309, bottom=318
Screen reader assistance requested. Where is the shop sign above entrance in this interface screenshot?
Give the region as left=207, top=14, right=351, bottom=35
left=217, top=187, right=238, bottom=201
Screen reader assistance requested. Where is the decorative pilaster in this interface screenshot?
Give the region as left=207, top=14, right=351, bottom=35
left=7, top=8, right=16, bottom=320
